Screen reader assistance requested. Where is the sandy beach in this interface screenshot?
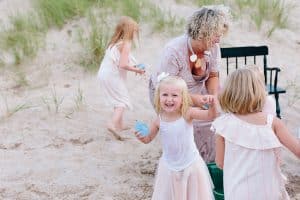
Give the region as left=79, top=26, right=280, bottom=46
left=0, top=0, right=299, bottom=199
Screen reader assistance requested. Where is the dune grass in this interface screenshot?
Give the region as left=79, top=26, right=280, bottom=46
left=195, top=0, right=224, bottom=6
left=77, top=0, right=185, bottom=71
left=0, top=0, right=291, bottom=68
left=41, top=85, right=65, bottom=113
left=78, top=11, right=110, bottom=71
left=179, top=0, right=293, bottom=37
left=33, top=0, right=95, bottom=28
left=0, top=0, right=96, bottom=65
left=145, top=3, right=185, bottom=34
left=0, top=0, right=185, bottom=69
left=0, top=0, right=294, bottom=67
left=94, top=0, right=142, bottom=22
left=74, top=83, right=84, bottom=110
left=0, top=13, right=44, bottom=65
left=1, top=93, right=32, bottom=119
left=232, top=0, right=293, bottom=37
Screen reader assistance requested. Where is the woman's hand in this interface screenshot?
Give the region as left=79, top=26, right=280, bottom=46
left=198, top=95, right=215, bottom=105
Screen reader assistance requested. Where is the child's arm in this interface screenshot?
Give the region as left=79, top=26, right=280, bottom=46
left=135, top=117, right=159, bottom=144
left=186, top=95, right=218, bottom=121
left=119, top=41, right=145, bottom=74
left=273, top=117, right=300, bottom=158
left=215, top=134, right=225, bottom=169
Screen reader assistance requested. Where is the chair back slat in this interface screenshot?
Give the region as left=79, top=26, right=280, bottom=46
left=220, top=46, right=268, bottom=57
left=226, top=58, right=229, bottom=74
left=263, top=55, right=267, bottom=84
left=269, top=71, right=273, bottom=91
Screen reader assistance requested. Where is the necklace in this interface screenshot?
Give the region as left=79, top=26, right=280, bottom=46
left=188, top=37, right=203, bottom=69
left=188, top=37, right=197, bottom=62
left=188, top=37, right=211, bottom=71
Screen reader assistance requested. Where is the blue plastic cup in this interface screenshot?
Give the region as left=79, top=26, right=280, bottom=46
left=134, top=121, right=149, bottom=137
left=136, top=63, right=146, bottom=70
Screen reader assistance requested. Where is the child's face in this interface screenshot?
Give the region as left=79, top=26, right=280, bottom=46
left=159, top=84, right=182, bottom=114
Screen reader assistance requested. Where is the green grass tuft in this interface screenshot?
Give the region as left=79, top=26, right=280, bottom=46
left=33, top=0, right=93, bottom=28
left=78, top=11, right=110, bottom=71
left=0, top=13, right=44, bottom=65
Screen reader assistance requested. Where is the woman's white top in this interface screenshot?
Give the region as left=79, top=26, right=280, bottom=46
left=159, top=116, right=199, bottom=171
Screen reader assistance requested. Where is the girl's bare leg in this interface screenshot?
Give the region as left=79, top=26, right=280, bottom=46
left=107, top=107, right=125, bottom=140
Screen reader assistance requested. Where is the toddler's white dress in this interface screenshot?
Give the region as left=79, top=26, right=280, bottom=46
left=97, top=42, right=137, bottom=109
left=152, top=116, right=214, bottom=200
left=211, top=113, right=289, bottom=200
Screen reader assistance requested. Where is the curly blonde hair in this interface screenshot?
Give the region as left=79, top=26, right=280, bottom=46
left=219, top=68, right=267, bottom=114
left=186, top=5, right=231, bottom=45
left=154, top=76, right=192, bottom=118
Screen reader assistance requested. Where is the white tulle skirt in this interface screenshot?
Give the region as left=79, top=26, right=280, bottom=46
left=152, top=156, right=214, bottom=200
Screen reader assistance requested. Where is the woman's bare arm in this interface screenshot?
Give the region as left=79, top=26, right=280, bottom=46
left=119, top=41, right=144, bottom=74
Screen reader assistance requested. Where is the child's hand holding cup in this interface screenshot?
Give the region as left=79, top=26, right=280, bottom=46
left=135, top=121, right=149, bottom=137
left=135, top=63, right=146, bottom=75
left=134, top=121, right=150, bottom=143
left=136, top=63, right=146, bottom=70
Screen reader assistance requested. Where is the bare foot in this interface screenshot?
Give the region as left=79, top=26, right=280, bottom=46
left=107, top=126, right=123, bottom=141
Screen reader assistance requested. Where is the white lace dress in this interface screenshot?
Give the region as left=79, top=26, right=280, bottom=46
left=211, top=113, right=289, bottom=200
left=97, top=42, right=137, bottom=110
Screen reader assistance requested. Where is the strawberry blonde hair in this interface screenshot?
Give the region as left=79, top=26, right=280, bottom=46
left=108, top=16, right=139, bottom=47
left=154, top=76, right=192, bottom=118
left=219, top=68, right=267, bottom=114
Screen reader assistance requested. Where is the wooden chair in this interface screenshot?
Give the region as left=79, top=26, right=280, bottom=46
left=220, top=46, right=286, bottom=118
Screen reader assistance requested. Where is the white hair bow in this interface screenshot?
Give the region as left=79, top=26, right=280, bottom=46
left=157, top=72, right=169, bottom=83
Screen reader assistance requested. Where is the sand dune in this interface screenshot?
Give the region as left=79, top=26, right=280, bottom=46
left=0, top=0, right=299, bottom=199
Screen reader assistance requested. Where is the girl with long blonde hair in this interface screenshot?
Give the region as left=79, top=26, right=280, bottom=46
left=97, top=16, right=145, bottom=140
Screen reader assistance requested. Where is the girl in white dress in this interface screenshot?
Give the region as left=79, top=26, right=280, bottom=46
left=212, top=68, right=300, bottom=200
left=97, top=16, right=145, bottom=140
left=135, top=75, right=217, bottom=200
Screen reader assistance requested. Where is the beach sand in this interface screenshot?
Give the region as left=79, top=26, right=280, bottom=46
left=0, top=0, right=299, bottom=199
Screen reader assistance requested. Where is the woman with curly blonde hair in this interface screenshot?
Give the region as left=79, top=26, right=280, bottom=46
left=149, top=5, right=231, bottom=162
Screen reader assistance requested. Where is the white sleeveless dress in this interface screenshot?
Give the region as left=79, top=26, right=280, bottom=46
left=97, top=42, right=137, bottom=109
left=152, top=117, right=214, bottom=200
left=211, top=113, right=289, bottom=200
